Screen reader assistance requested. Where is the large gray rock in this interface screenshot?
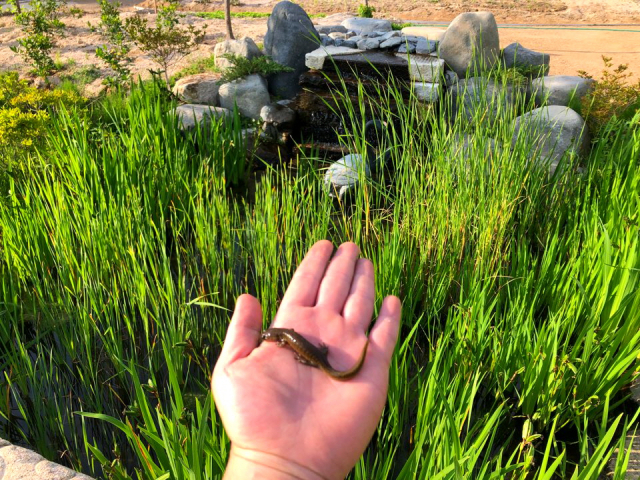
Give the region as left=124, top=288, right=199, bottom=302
left=503, top=43, right=549, bottom=76
left=357, top=38, right=380, bottom=50
left=341, top=17, right=392, bottom=35
left=448, top=77, right=523, bottom=124
left=172, top=74, right=220, bottom=105
left=530, top=75, right=595, bottom=107
left=439, top=12, right=500, bottom=78
left=214, top=37, right=263, bottom=69
left=174, top=104, right=233, bottom=130
left=0, top=443, right=94, bottom=479
left=219, top=74, right=271, bottom=120
left=324, top=154, right=370, bottom=199
left=260, top=103, right=296, bottom=125
left=512, top=106, right=589, bottom=172
left=264, top=1, right=319, bottom=99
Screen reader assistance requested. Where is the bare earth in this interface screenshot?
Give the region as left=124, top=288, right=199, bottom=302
left=0, top=0, right=639, bottom=88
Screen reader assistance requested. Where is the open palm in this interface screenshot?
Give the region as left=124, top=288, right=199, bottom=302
left=212, top=241, right=401, bottom=479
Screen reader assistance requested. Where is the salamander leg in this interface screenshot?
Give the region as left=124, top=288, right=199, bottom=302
left=294, top=352, right=319, bottom=368
left=276, top=339, right=287, bottom=347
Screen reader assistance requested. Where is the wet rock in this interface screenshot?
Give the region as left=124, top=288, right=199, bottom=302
left=214, top=37, right=262, bottom=69
left=341, top=17, right=392, bottom=35
left=174, top=104, right=233, bottom=130
left=219, top=74, right=271, bottom=120
left=172, top=73, right=220, bottom=105
left=503, top=42, right=550, bottom=76
left=439, top=12, right=500, bottom=78
left=530, top=75, right=595, bottom=107
left=260, top=103, right=296, bottom=126
left=264, top=1, right=319, bottom=98
left=512, top=106, right=589, bottom=173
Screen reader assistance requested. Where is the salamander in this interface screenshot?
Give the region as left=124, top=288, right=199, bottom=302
left=261, top=327, right=368, bottom=380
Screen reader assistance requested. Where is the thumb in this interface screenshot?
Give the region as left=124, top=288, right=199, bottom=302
left=216, top=294, right=263, bottom=367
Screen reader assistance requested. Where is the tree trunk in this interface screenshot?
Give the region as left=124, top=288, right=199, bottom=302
left=225, top=0, right=234, bottom=40
left=13, top=0, right=22, bottom=13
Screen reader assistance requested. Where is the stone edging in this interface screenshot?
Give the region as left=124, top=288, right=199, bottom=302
left=0, top=438, right=94, bottom=480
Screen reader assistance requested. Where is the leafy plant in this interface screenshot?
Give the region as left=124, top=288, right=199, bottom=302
left=579, top=55, right=640, bottom=140
left=9, top=0, right=66, bottom=77
left=391, top=22, right=411, bottom=30
left=66, top=6, right=83, bottom=18
left=124, top=0, right=206, bottom=89
left=171, top=54, right=220, bottom=85
left=358, top=3, right=375, bottom=18
left=92, top=0, right=132, bottom=88
left=217, top=53, right=293, bottom=84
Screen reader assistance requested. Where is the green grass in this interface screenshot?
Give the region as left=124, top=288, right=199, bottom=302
left=0, top=65, right=639, bottom=480
left=193, top=11, right=325, bottom=19
left=171, top=54, right=220, bottom=84
left=391, top=22, right=412, bottom=30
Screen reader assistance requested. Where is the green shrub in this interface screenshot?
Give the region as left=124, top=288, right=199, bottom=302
left=217, top=54, right=293, bottom=84
left=92, top=0, right=132, bottom=88
left=171, top=54, right=220, bottom=85
left=579, top=56, right=640, bottom=140
left=10, top=0, right=66, bottom=77
left=124, top=0, right=206, bottom=89
left=392, top=22, right=411, bottom=30
left=358, top=4, right=375, bottom=18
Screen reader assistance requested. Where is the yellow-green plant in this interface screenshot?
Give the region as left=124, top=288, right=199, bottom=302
left=579, top=56, right=640, bottom=140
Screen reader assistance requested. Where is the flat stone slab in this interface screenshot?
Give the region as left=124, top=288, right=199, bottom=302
left=401, top=26, right=447, bottom=42
left=0, top=441, right=93, bottom=479
left=341, top=17, right=392, bottom=34
left=305, top=46, right=365, bottom=70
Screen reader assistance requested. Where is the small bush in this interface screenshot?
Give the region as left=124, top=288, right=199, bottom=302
left=10, top=0, right=66, bottom=77
left=358, top=4, right=375, bottom=18
left=171, top=55, right=220, bottom=85
left=92, top=0, right=132, bottom=88
left=67, top=6, right=83, bottom=18
left=579, top=56, right=640, bottom=140
left=217, top=54, right=293, bottom=84
left=392, top=22, right=411, bottom=31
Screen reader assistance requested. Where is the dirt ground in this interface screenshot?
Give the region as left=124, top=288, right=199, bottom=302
left=0, top=0, right=639, bottom=88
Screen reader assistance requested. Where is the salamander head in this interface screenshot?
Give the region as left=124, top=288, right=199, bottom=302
left=261, top=330, right=281, bottom=342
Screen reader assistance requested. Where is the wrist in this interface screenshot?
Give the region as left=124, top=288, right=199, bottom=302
left=224, top=445, right=329, bottom=480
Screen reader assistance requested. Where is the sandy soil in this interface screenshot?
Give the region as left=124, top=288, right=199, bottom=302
left=0, top=0, right=639, bottom=89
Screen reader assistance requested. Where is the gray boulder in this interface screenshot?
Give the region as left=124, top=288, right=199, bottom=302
left=341, top=17, right=392, bottom=35
left=214, top=37, right=263, bottom=69
left=439, top=12, right=500, bottom=78
left=512, top=106, right=589, bottom=172
left=380, top=36, right=403, bottom=49
left=530, top=75, right=595, bottom=107
left=324, top=154, right=370, bottom=199
left=172, top=74, right=220, bottom=105
left=398, top=43, right=416, bottom=54
left=174, top=104, right=233, bottom=130
left=219, top=74, right=271, bottom=120
left=503, top=43, right=549, bottom=76
left=260, top=103, right=296, bottom=126
left=448, top=77, right=523, bottom=124
left=264, top=1, right=319, bottom=99
left=357, top=38, right=381, bottom=50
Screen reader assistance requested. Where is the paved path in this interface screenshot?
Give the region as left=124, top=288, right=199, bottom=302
left=0, top=438, right=93, bottom=480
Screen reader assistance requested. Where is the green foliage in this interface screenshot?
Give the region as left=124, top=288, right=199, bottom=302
left=392, top=22, right=412, bottom=30
left=9, top=0, right=66, bottom=77
left=66, top=5, right=83, bottom=18
left=193, top=10, right=270, bottom=19
left=93, top=0, right=132, bottom=88
left=171, top=54, right=220, bottom=85
left=579, top=55, right=640, bottom=140
left=217, top=53, right=293, bottom=84
left=357, top=4, right=375, bottom=18
left=124, top=0, right=206, bottom=89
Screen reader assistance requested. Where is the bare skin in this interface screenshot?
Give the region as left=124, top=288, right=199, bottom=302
left=212, top=241, right=402, bottom=480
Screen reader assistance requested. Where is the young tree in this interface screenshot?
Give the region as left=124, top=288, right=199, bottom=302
left=93, top=0, right=132, bottom=88
left=10, top=0, right=66, bottom=77
left=225, top=0, right=234, bottom=40
left=124, top=0, right=205, bottom=89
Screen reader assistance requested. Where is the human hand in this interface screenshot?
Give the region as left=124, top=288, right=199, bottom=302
left=212, top=240, right=402, bottom=480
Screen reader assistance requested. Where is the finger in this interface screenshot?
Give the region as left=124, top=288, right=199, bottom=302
left=368, top=296, right=402, bottom=368
left=315, top=242, right=360, bottom=310
left=342, top=258, right=375, bottom=328
left=216, top=294, right=263, bottom=367
left=279, top=240, right=334, bottom=308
